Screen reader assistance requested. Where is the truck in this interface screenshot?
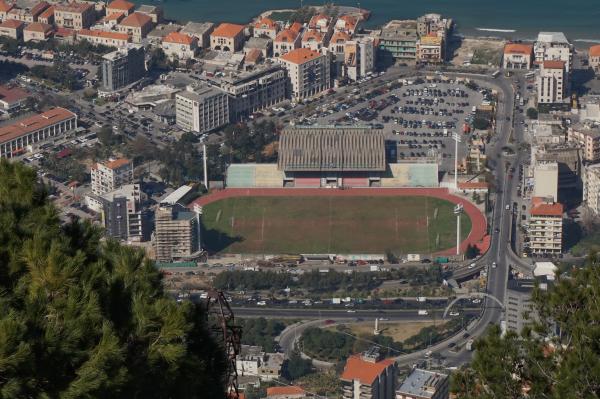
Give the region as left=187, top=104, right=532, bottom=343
left=435, top=257, right=449, bottom=264
left=466, top=339, right=475, bottom=351
left=418, top=310, right=429, bottom=316
left=332, top=298, right=341, bottom=305
left=407, top=254, right=421, bottom=262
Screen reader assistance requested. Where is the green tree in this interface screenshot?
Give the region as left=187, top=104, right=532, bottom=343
left=283, top=352, right=313, bottom=381
left=465, top=244, right=480, bottom=259
left=0, top=161, right=226, bottom=398
left=526, top=107, right=539, bottom=119
left=472, top=117, right=490, bottom=130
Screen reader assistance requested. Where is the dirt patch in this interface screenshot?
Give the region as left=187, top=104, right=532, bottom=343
left=329, top=320, right=447, bottom=342
left=452, top=38, right=505, bottom=67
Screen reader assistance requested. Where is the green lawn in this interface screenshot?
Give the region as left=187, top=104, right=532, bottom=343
left=201, top=196, right=471, bottom=254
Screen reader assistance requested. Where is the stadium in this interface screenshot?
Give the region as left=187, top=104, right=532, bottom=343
left=191, top=125, right=489, bottom=256
left=225, top=126, right=440, bottom=188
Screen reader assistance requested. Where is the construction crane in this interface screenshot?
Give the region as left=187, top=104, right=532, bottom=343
left=206, top=290, right=243, bottom=399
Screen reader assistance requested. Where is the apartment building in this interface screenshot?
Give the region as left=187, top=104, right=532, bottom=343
left=379, top=20, right=418, bottom=60
left=175, top=84, right=229, bottom=133
left=88, top=184, right=148, bottom=242
left=396, top=369, right=449, bottom=399
left=343, top=36, right=376, bottom=81
left=106, top=0, right=135, bottom=17
left=528, top=197, right=563, bottom=255
left=0, top=84, right=30, bottom=113
left=533, top=160, right=558, bottom=202
left=505, top=279, right=537, bottom=334
left=340, top=348, right=397, bottom=399
left=273, top=22, right=302, bottom=57
left=211, top=65, right=287, bottom=121
left=302, top=29, right=327, bottom=52
left=416, top=13, right=451, bottom=39
left=503, top=43, right=533, bottom=69
left=235, top=345, right=284, bottom=382
left=77, top=29, right=130, bottom=47
left=6, top=1, right=49, bottom=23
left=136, top=4, right=162, bottom=24
left=23, top=21, right=52, bottom=41
left=0, top=19, right=24, bottom=39
left=180, top=21, right=214, bottom=48
left=90, top=158, right=134, bottom=196
left=537, top=60, right=567, bottom=104
left=584, top=163, right=600, bottom=214
left=162, top=31, right=197, bottom=60
left=335, top=15, right=359, bottom=35
left=54, top=2, right=95, bottom=30
left=253, top=17, right=278, bottom=40
left=416, top=35, right=443, bottom=64
left=0, top=107, right=77, bottom=158
left=210, top=22, right=245, bottom=52
left=534, top=31, right=573, bottom=72
left=568, top=122, right=600, bottom=162
left=590, top=45, right=600, bottom=74
left=101, top=44, right=145, bottom=92
left=117, top=12, right=154, bottom=42
left=308, top=14, right=333, bottom=34
left=532, top=142, right=582, bottom=190
left=278, top=47, right=330, bottom=100
left=153, top=204, right=201, bottom=262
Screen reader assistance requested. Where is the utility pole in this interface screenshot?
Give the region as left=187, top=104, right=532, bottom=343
left=454, top=203, right=464, bottom=256
left=203, top=143, right=208, bottom=190
left=452, top=132, right=461, bottom=190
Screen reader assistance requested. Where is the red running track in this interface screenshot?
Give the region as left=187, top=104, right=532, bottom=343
left=192, top=187, right=489, bottom=256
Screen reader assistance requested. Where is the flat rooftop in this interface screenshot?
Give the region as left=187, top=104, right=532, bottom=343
left=397, top=369, right=448, bottom=398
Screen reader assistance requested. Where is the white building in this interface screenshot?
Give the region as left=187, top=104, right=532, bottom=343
left=161, top=31, right=198, bottom=60
left=235, top=345, right=284, bottom=382
left=175, top=84, right=229, bottom=133
left=533, top=160, right=558, bottom=202
left=278, top=47, right=330, bottom=100
left=537, top=60, right=567, bottom=104
left=344, top=36, right=376, bottom=81
left=503, top=43, right=533, bottom=70
left=396, top=368, right=449, bottom=399
left=534, top=32, right=573, bottom=72
left=584, top=163, right=600, bottom=214
left=528, top=197, right=563, bottom=255
left=90, top=158, right=134, bottom=196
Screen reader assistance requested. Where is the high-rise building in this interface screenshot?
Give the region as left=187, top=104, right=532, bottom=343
left=175, top=83, right=229, bottom=133
left=153, top=204, right=201, bottom=262
left=534, top=32, right=573, bottom=73
left=340, top=348, right=397, bottom=399
left=396, top=368, right=449, bottom=399
left=533, top=160, right=558, bottom=202
left=101, top=44, right=146, bottom=92
left=89, top=184, right=149, bottom=242
left=505, top=278, right=549, bottom=334
left=568, top=122, right=600, bottom=163
left=527, top=197, right=563, bottom=255
left=379, top=20, right=418, bottom=60
left=584, top=163, right=600, bottom=214
left=90, top=158, right=134, bottom=196
left=537, top=60, right=568, bottom=104
left=277, top=47, right=330, bottom=100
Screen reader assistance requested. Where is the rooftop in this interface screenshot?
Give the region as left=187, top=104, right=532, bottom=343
left=571, top=121, right=600, bottom=137
left=163, top=31, right=195, bottom=45
left=24, top=21, right=52, bottom=33
left=0, top=19, right=25, bottom=29
left=107, top=0, right=135, bottom=11
left=136, top=4, right=160, bottom=14
left=504, top=43, right=533, bottom=54
left=119, top=12, right=152, bottom=28
left=0, top=0, right=14, bottom=13
left=100, top=183, right=139, bottom=201
left=79, top=29, right=129, bottom=42
left=266, top=386, right=305, bottom=397
left=0, top=107, right=76, bottom=145
left=340, top=354, right=395, bottom=385
left=397, top=368, right=448, bottom=398
left=590, top=45, right=600, bottom=58
left=254, top=17, right=277, bottom=30
left=38, top=5, right=54, bottom=19
left=0, top=85, right=29, bottom=105
left=302, top=29, right=324, bottom=43
left=244, top=36, right=270, bottom=50
left=54, top=2, right=93, bottom=13
left=530, top=198, right=563, bottom=217
left=103, top=158, right=131, bottom=170
left=507, top=278, right=536, bottom=293
left=419, top=35, right=442, bottom=46
left=181, top=21, right=214, bottom=36
left=542, top=60, right=565, bottom=69
left=279, top=47, right=322, bottom=64
left=211, top=22, right=245, bottom=38
left=330, top=31, right=351, bottom=44
left=537, top=31, right=570, bottom=45
left=178, top=84, right=226, bottom=102
left=274, top=27, right=300, bottom=43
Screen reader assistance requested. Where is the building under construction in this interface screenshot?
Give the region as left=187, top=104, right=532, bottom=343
left=153, top=204, right=202, bottom=262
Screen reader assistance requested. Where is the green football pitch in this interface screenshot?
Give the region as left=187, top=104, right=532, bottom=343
left=201, top=196, right=471, bottom=254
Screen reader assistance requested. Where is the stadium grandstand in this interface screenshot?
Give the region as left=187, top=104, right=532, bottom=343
left=225, top=125, right=440, bottom=188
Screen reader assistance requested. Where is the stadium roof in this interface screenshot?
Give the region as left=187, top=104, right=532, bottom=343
left=278, top=126, right=386, bottom=172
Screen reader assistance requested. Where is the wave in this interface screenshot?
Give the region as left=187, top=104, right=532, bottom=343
left=574, top=38, right=600, bottom=44
left=476, top=28, right=516, bottom=33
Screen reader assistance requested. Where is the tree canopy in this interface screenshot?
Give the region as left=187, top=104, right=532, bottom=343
left=451, top=255, right=600, bottom=398
left=0, top=161, right=226, bottom=398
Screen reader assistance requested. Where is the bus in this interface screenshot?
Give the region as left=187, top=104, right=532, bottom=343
left=525, top=72, right=535, bottom=79
left=491, top=70, right=501, bottom=78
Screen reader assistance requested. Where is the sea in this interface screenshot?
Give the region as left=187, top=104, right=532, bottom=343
left=136, top=0, right=600, bottom=45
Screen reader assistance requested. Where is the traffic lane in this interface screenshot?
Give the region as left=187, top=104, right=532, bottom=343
left=232, top=307, right=482, bottom=320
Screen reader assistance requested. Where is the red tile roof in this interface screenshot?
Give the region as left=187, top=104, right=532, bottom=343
left=0, top=0, right=14, bottom=13
left=245, top=48, right=262, bottom=64
left=530, top=200, right=563, bottom=217
left=119, top=12, right=152, bottom=28
left=504, top=43, right=533, bottom=55
left=54, top=27, right=74, bottom=37
left=163, top=31, right=195, bottom=45
left=211, top=22, right=245, bottom=38
left=102, top=11, right=124, bottom=22
left=543, top=60, right=565, bottom=69
left=0, top=19, right=24, bottom=29
left=77, top=29, right=129, bottom=41
left=24, top=21, right=52, bottom=33
left=0, top=108, right=76, bottom=145
left=590, top=45, right=600, bottom=57
left=279, top=47, right=321, bottom=64
left=107, top=0, right=135, bottom=11
left=254, top=17, right=277, bottom=30
left=38, top=5, right=54, bottom=20
left=30, top=1, right=49, bottom=17
left=0, top=85, right=29, bottom=105
left=266, top=386, right=305, bottom=397
left=330, top=31, right=350, bottom=44
left=337, top=15, right=357, bottom=30
left=104, top=158, right=131, bottom=170
left=55, top=2, right=93, bottom=13
left=289, top=22, right=302, bottom=33
left=308, top=14, right=330, bottom=29
left=302, top=29, right=323, bottom=42
left=340, top=355, right=395, bottom=385
left=275, top=28, right=299, bottom=43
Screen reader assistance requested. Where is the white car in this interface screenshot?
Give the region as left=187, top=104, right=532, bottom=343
left=472, top=298, right=481, bottom=304
left=468, top=263, right=476, bottom=269
left=449, top=311, right=460, bottom=317
left=506, top=204, right=511, bottom=210
left=492, top=262, right=497, bottom=268
left=346, top=310, right=356, bottom=313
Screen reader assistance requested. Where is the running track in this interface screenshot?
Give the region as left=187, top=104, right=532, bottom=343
left=192, top=187, right=489, bottom=256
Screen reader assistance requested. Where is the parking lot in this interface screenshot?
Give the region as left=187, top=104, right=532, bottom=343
left=309, top=77, right=491, bottom=171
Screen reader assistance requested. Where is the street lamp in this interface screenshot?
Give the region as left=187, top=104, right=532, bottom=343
left=454, top=203, right=464, bottom=256
left=452, top=132, right=461, bottom=190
